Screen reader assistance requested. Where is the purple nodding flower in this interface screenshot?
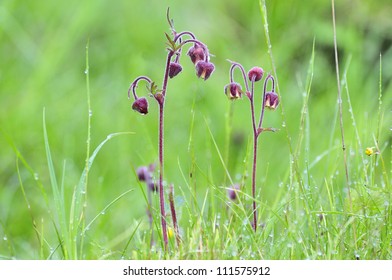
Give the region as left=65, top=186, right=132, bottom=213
left=187, top=43, right=205, bottom=65
left=264, top=91, right=279, bottom=110
left=137, top=166, right=149, bottom=181
left=168, top=62, right=183, bottom=78
left=132, top=97, right=149, bottom=114
left=227, top=184, right=240, bottom=201
left=224, top=82, right=243, bottom=100
left=147, top=181, right=158, bottom=193
left=195, top=61, right=215, bottom=81
left=248, top=67, right=264, bottom=82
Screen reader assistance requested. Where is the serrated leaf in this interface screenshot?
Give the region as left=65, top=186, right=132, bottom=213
left=165, top=32, right=176, bottom=50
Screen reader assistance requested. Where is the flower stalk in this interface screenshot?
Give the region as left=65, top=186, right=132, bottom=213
left=128, top=10, right=214, bottom=250
left=225, top=60, right=278, bottom=231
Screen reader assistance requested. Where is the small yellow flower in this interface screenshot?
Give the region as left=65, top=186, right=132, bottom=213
left=365, top=147, right=374, bottom=156
left=167, top=227, right=174, bottom=239
left=365, top=147, right=379, bottom=156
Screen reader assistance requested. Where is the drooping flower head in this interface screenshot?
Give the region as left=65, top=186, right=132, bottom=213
left=264, top=91, right=279, bottom=110
left=195, top=61, right=215, bottom=81
left=187, top=43, right=206, bottom=65
left=224, top=82, right=243, bottom=100
left=168, top=62, right=183, bottom=78
left=248, top=67, right=264, bottom=82
left=132, top=97, right=149, bottom=115
left=227, top=184, right=240, bottom=201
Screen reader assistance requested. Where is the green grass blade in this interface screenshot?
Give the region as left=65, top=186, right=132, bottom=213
left=204, top=117, right=234, bottom=186
left=69, top=132, right=134, bottom=255
left=43, top=108, right=69, bottom=259
left=83, top=189, right=134, bottom=235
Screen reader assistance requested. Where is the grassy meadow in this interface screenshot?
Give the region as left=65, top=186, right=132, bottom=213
left=0, top=0, right=391, bottom=259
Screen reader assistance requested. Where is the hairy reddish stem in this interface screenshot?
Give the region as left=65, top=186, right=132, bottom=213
left=157, top=52, right=174, bottom=250
left=228, top=61, right=272, bottom=232
left=168, top=184, right=181, bottom=247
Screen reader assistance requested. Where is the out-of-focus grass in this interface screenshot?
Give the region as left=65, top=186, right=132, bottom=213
left=0, top=0, right=391, bottom=259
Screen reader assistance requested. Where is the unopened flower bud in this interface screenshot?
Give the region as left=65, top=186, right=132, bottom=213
left=187, top=44, right=205, bottom=65
left=136, top=166, right=149, bottom=181
left=264, top=91, right=279, bottom=110
left=227, top=184, right=240, bottom=201
left=147, top=181, right=158, bottom=193
left=224, top=82, right=243, bottom=100
left=154, top=92, right=164, bottom=105
left=195, top=61, right=215, bottom=81
left=248, top=67, right=264, bottom=82
left=168, top=62, right=182, bottom=78
left=132, top=97, right=149, bottom=114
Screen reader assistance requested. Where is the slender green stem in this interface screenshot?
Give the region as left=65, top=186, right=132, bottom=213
left=331, top=0, right=357, bottom=251
left=259, top=0, right=305, bottom=191
left=76, top=39, right=92, bottom=259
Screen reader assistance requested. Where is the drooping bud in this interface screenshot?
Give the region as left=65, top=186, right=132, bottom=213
left=248, top=67, right=264, bottom=82
left=132, top=97, right=149, bottom=114
left=224, top=82, right=243, bottom=100
left=136, top=166, right=149, bottom=181
left=195, top=61, right=215, bottom=81
left=147, top=181, right=158, bottom=193
left=227, top=184, right=240, bottom=201
left=264, top=91, right=279, bottom=110
left=187, top=44, right=205, bottom=65
left=154, top=92, right=164, bottom=105
left=168, top=62, right=182, bottom=78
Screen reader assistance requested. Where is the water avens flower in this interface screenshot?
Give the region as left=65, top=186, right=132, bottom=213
left=195, top=61, right=215, bottom=80
left=168, top=62, right=183, bottom=78
left=187, top=43, right=205, bottom=65
left=132, top=97, right=149, bottom=115
left=227, top=184, right=240, bottom=201
left=224, top=82, right=243, bottom=100
left=264, top=91, right=279, bottom=110
left=127, top=9, right=214, bottom=250
left=248, top=67, right=264, bottom=82
left=225, top=60, right=279, bottom=232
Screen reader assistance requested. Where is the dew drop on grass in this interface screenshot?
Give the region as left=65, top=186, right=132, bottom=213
left=101, top=211, right=106, bottom=215
left=3, top=236, right=7, bottom=241
left=84, top=69, right=88, bottom=74
left=89, top=110, right=93, bottom=117
left=282, top=122, right=286, bottom=128
left=34, top=173, right=39, bottom=180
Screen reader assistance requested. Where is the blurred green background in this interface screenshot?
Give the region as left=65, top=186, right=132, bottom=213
left=0, top=0, right=391, bottom=258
